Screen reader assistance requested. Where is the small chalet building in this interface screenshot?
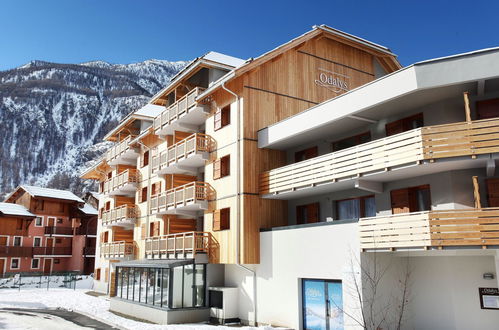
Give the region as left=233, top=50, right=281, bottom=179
left=1, top=186, right=97, bottom=275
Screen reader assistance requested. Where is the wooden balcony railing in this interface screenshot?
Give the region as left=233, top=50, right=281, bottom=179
left=145, top=231, right=211, bottom=258
left=100, top=241, right=134, bottom=259
left=33, top=247, right=72, bottom=256
left=150, top=182, right=209, bottom=214
left=359, top=208, right=499, bottom=250
left=105, top=135, right=138, bottom=164
left=44, top=226, right=74, bottom=236
left=153, top=87, right=206, bottom=133
left=102, top=169, right=139, bottom=195
left=260, top=118, right=499, bottom=195
left=151, top=133, right=210, bottom=172
left=0, top=246, right=33, bottom=257
left=101, top=205, right=137, bottom=226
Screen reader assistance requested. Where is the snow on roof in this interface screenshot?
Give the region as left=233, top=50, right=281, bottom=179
left=0, top=203, right=35, bottom=217
left=133, top=103, right=164, bottom=118
left=79, top=203, right=98, bottom=216
left=89, top=192, right=101, bottom=200
left=19, top=186, right=84, bottom=203
left=203, top=51, right=245, bottom=68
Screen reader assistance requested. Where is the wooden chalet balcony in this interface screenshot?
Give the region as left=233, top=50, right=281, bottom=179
left=44, top=226, right=74, bottom=236
left=145, top=231, right=211, bottom=260
left=33, top=247, right=72, bottom=256
left=150, top=182, right=209, bottom=216
left=152, top=133, right=210, bottom=174
left=102, top=205, right=137, bottom=228
left=0, top=246, right=33, bottom=257
left=153, top=87, right=208, bottom=135
left=106, top=135, right=139, bottom=166
left=260, top=118, right=499, bottom=196
left=102, top=169, right=139, bottom=196
left=100, top=241, right=134, bottom=260
left=359, top=208, right=499, bottom=251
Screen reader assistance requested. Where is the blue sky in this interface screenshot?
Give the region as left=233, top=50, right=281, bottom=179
left=1, top=0, right=498, bottom=70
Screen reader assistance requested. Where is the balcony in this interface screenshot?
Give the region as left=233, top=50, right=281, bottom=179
left=102, top=205, right=137, bottom=228
left=145, top=231, right=211, bottom=260
left=75, top=226, right=97, bottom=237
left=0, top=246, right=33, bottom=257
left=102, top=169, right=139, bottom=196
left=150, top=182, right=209, bottom=217
left=83, top=246, right=96, bottom=257
left=359, top=208, right=499, bottom=251
left=152, top=133, right=210, bottom=175
left=44, top=226, right=74, bottom=236
left=100, top=241, right=134, bottom=260
left=106, top=135, right=139, bottom=166
left=260, top=118, right=499, bottom=198
left=153, top=87, right=208, bottom=135
left=33, top=247, right=72, bottom=257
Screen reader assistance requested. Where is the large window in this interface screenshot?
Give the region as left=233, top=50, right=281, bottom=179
left=390, top=185, right=431, bottom=214
left=385, top=113, right=423, bottom=136
left=115, top=264, right=205, bottom=309
left=335, top=195, right=376, bottom=220
left=332, top=131, right=371, bottom=152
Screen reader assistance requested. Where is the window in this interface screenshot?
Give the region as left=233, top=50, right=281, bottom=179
left=107, top=172, right=112, bottom=179
left=33, top=237, right=41, bottom=247
left=35, top=199, right=44, bottom=211
left=296, top=203, right=320, bottom=224
left=31, top=258, right=40, bottom=269
left=13, top=236, right=22, bottom=246
left=55, top=238, right=62, bottom=244
left=295, top=146, right=318, bottom=163
left=151, top=182, right=161, bottom=196
left=142, top=150, right=150, bottom=167
left=477, top=98, right=499, bottom=119
left=54, top=259, right=60, bottom=265
left=150, top=221, right=160, bottom=237
left=35, top=217, right=43, bottom=227
left=487, top=178, right=499, bottom=207
left=335, top=195, right=376, bottom=220
left=105, top=201, right=111, bottom=211
left=213, top=155, right=230, bottom=179
left=213, top=208, right=230, bottom=231
left=101, top=231, right=109, bottom=243
left=57, top=218, right=63, bottom=224
left=141, top=187, right=148, bottom=203
left=95, top=268, right=101, bottom=280
left=10, top=258, right=20, bottom=270
left=332, top=131, right=371, bottom=152
left=385, top=113, right=423, bottom=136
left=390, top=185, right=431, bottom=214
left=214, top=105, right=230, bottom=131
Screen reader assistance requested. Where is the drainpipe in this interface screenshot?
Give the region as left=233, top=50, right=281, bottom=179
left=221, top=81, right=257, bottom=326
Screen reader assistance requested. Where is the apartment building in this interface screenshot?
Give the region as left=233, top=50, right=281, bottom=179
left=82, top=25, right=499, bottom=329
left=1, top=186, right=97, bottom=275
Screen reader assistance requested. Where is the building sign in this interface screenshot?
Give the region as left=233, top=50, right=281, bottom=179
left=479, top=287, right=499, bottom=309
left=314, top=68, right=350, bottom=94
left=302, top=279, right=344, bottom=330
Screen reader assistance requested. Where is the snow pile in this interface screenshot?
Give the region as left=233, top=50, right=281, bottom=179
left=0, top=289, right=286, bottom=330
left=0, top=275, right=94, bottom=290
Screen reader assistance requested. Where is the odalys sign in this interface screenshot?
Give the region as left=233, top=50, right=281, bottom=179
left=314, top=68, right=349, bottom=93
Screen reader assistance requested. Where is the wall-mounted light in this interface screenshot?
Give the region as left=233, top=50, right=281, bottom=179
left=483, top=273, right=495, bottom=280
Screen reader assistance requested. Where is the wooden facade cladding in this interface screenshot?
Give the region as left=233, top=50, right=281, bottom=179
left=260, top=118, right=499, bottom=195
left=359, top=208, right=499, bottom=250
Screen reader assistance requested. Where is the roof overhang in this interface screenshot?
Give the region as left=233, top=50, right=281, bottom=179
left=258, top=47, right=499, bottom=150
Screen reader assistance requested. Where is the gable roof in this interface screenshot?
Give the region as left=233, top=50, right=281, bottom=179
left=79, top=203, right=98, bottom=216
left=0, top=203, right=35, bottom=218
left=4, top=185, right=84, bottom=203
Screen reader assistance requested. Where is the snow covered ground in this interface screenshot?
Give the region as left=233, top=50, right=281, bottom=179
left=0, top=274, right=94, bottom=290
left=0, top=289, right=284, bottom=329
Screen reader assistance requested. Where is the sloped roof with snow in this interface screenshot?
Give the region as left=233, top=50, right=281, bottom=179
left=79, top=203, right=98, bottom=216
left=4, top=186, right=84, bottom=203
left=0, top=203, right=35, bottom=217
left=133, top=103, right=164, bottom=118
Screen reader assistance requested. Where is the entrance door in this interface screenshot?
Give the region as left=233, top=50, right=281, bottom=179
left=43, top=259, right=52, bottom=274
left=46, top=237, right=54, bottom=255
left=47, top=217, right=55, bottom=227
left=303, top=279, right=344, bottom=330
left=0, top=259, right=5, bottom=275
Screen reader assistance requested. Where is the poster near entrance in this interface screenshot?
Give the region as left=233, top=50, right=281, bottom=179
left=303, top=279, right=344, bottom=330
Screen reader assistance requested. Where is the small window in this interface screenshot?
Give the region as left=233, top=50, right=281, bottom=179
left=33, top=237, right=41, bottom=247
left=105, top=201, right=111, bottom=211
left=11, top=258, right=20, bottom=269
left=31, top=258, right=40, bottom=269
left=213, top=208, right=230, bottom=231
left=95, top=268, right=101, bottom=281
left=142, top=150, right=150, bottom=167
left=213, top=155, right=230, bottom=179
left=151, top=182, right=161, bottom=196
left=54, top=259, right=60, bottom=265
left=141, top=187, right=148, bottom=203
left=214, top=105, right=230, bottom=131
left=295, top=146, right=318, bottom=163
left=35, top=217, right=43, bottom=227
left=57, top=218, right=63, bottom=224
left=335, top=195, right=376, bottom=220
left=332, top=132, right=371, bottom=152
left=13, top=237, right=22, bottom=246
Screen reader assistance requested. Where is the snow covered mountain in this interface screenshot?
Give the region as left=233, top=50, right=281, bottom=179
left=0, top=59, right=186, bottom=198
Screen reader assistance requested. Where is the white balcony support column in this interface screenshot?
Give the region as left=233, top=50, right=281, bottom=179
left=355, top=179, right=383, bottom=194
left=487, top=159, right=496, bottom=177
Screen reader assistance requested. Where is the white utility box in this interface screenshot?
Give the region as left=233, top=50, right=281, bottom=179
left=208, top=286, right=239, bottom=324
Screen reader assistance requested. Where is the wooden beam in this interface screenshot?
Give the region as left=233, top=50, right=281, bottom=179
left=463, top=92, right=472, bottom=122
left=472, top=176, right=481, bottom=209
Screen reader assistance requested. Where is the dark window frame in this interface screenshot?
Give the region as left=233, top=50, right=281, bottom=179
left=335, top=195, right=376, bottom=220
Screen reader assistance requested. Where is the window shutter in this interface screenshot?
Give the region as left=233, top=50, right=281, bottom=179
left=222, top=106, right=230, bottom=126
left=221, top=155, right=230, bottom=177
left=141, top=223, right=147, bottom=239
left=213, top=159, right=221, bottom=179
left=221, top=208, right=230, bottom=230
left=213, top=210, right=221, bottom=231
left=214, top=109, right=222, bottom=131
left=487, top=179, right=499, bottom=207
left=154, top=221, right=160, bottom=236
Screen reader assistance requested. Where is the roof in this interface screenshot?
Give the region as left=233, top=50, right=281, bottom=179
left=133, top=103, right=164, bottom=118
left=79, top=203, right=98, bottom=216
left=0, top=203, right=35, bottom=218
left=88, top=192, right=102, bottom=200
left=4, top=185, right=84, bottom=203
left=202, top=51, right=246, bottom=68
left=115, top=259, right=194, bottom=269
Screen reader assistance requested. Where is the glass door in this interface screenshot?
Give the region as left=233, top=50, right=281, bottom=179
left=303, top=279, right=344, bottom=330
